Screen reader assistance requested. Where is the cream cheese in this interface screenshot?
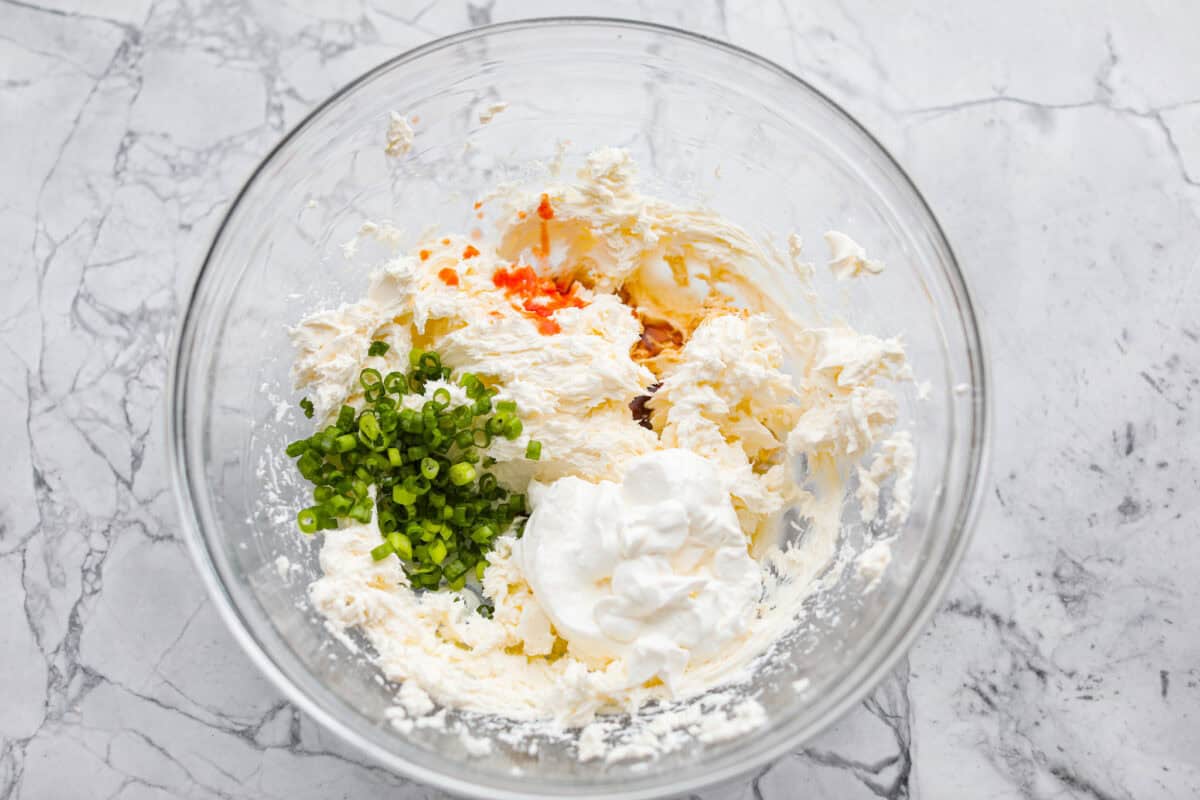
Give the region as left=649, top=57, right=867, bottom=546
left=384, top=111, right=414, bottom=157
left=651, top=313, right=800, bottom=545
left=824, top=230, right=884, bottom=279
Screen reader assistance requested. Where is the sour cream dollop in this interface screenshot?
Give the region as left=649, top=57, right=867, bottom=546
left=515, top=449, right=761, bottom=691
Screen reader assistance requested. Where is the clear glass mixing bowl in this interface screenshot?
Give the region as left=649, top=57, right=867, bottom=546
left=169, top=18, right=987, bottom=800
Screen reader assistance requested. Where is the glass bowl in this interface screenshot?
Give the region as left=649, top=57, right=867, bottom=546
left=169, top=18, right=987, bottom=800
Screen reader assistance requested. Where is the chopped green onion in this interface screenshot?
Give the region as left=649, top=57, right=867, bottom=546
left=384, top=371, right=407, bottom=395
left=448, top=462, right=476, bottom=486
left=297, top=507, right=319, bottom=534
left=376, top=405, right=398, bottom=432
left=509, top=493, right=526, bottom=514
left=299, top=397, right=314, bottom=418
left=311, top=430, right=335, bottom=454
left=443, top=558, right=468, bottom=581
left=358, top=412, right=381, bottom=444
left=403, top=474, right=431, bottom=496
left=349, top=500, right=373, bottom=524
left=428, top=539, right=448, bottom=565
left=387, top=532, right=413, bottom=560
left=525, top=440, right=541, bottom=460
left=297, top=452, right=322, bottom=480
left=419, top=351, right=441, bottom=375
left=459, top=373, right=482, bottom=395
left=360, top=368, right=382, bottom=390
left=451, top=405, right=474, bottom=429
left=290, top=346, right=532, bottom=592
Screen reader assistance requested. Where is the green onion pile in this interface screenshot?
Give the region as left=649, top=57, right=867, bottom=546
left=287, top=344, right=542, bottom=592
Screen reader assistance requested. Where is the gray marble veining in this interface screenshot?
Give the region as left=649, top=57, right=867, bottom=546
left=2, top=1, right=1197, bottom=798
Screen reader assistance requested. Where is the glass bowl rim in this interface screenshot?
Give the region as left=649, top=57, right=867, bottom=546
left=167, top=16, right=990, bottom=799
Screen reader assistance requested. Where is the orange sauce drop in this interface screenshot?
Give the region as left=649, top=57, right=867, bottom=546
left=492, top=264, right=585, bottom=335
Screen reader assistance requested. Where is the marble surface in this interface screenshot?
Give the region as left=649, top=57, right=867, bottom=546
left=3, top=1, right=1198, bottom=798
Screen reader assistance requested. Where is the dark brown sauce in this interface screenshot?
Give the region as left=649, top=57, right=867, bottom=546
left=630, top=382, right=661, bottom=430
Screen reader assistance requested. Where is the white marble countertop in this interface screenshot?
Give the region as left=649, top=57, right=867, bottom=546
left=3, top=1, right=1198, bottom=798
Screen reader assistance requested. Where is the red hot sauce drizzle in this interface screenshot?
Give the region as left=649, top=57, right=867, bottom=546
left=534, top=193, right=554, bottom=258
left=492, top=264, right=586, bottom=335
left=437, top=194, right=583, bottom=334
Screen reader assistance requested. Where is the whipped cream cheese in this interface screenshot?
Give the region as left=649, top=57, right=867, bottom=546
left=290, top=144, right=917, bottom=754
left=652, top=313, right=800, bottom=545
left=516, top=450, right=760, bottom=692
left=824, top=230, right=884, bottom=279
left=384, top=111, right=414, bottom=157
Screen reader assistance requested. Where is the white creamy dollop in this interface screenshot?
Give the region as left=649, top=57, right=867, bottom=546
left=516, top=450, right=760, bottom=692
left=384, top=111, right=414, bottom=157
left=824, top=230, right=884, bottom=279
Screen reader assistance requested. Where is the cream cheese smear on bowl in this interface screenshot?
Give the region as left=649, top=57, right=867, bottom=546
left=284, top=142, right=915, bottom=762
